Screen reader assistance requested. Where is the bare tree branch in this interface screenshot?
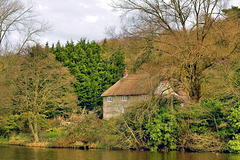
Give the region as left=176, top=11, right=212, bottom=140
left=0, top=0, right=50, bottom=54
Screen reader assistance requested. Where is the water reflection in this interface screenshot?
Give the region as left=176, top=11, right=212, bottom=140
left=1, top=146, right=240, bottom=160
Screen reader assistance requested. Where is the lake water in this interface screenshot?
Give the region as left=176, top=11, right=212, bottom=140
left=1, top=145, right=240, bottom=160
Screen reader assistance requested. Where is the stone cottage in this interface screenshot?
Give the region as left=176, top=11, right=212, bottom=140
left=101, top=68, right=178, bottom=119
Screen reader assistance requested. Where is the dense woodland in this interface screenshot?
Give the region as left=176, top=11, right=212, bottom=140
left=50, top=40, right=125, bottom=110
left=0, top=0, right=240, bottom=153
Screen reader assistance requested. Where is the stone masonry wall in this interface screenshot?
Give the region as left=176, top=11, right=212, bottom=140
left=103, top=95, right=147, bottom=119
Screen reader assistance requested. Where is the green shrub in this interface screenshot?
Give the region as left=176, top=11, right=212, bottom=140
left=3, top=115, right=26, bottom=137
left=107, top=96, right=180, bottom=151
left=227, top=102, right=240, bottom=152
left=228, top=134, right=240, bottom=153
left=228, top=103, right=240, bottom=133
left=145, top=109, right=178, bottom=151
left=176, top=98, right=231, bottom=152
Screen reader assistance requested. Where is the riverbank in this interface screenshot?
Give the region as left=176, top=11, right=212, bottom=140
left=0, top=138, right=48, bottom=148
left=1, top=97, right=240, bottom=153
left=0, top=135, right=106, bottom=150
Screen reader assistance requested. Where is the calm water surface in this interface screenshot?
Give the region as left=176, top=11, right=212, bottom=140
left=0, top=145, right=240, bottom=160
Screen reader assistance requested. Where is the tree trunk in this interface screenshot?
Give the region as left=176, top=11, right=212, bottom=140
left=33, top=114, right=39, bottom=142
left=189, top=78, right=201, bottom=103
left=28, top=115, right=39, bottom=142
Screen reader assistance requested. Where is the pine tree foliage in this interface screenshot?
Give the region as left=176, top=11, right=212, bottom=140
left=51, top=39, right=125, bottom=110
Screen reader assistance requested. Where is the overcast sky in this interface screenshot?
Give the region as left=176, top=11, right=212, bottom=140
left=24, top=0, right=240, bottom=45
left=26, top=0, right=120, bottom=44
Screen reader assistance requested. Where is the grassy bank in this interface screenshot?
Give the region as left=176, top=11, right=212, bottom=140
left=0, top=129, right=106, bottom=149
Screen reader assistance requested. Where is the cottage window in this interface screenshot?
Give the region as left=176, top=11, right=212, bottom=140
left=122, top=96, right=127, bottom=101
left=107, top=97, right=112, bottom=102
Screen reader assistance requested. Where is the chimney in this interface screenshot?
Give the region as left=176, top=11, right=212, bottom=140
left=123, top=67, right=128, bottom=78
left=163, top=77, right=168, bottom=83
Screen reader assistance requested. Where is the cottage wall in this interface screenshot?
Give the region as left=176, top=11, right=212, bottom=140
left=103, top=95, right=147, bottom=119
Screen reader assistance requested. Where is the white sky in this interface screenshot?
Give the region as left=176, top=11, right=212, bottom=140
left=229, top=0, right=240, bottom=9
left=23, top=0, right=240, bottom=45
left=25, top=0, right=120, bottom=45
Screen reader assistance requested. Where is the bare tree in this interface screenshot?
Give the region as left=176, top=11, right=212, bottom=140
left=112, top=0, right=227, bottom=35
left=112, top=0, right=240, bottom=102
left=0, top=0, right=49, bottom=54
left=0, top=53, right=17, bottom=115
left=12, top=45, right=77, bottom=142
